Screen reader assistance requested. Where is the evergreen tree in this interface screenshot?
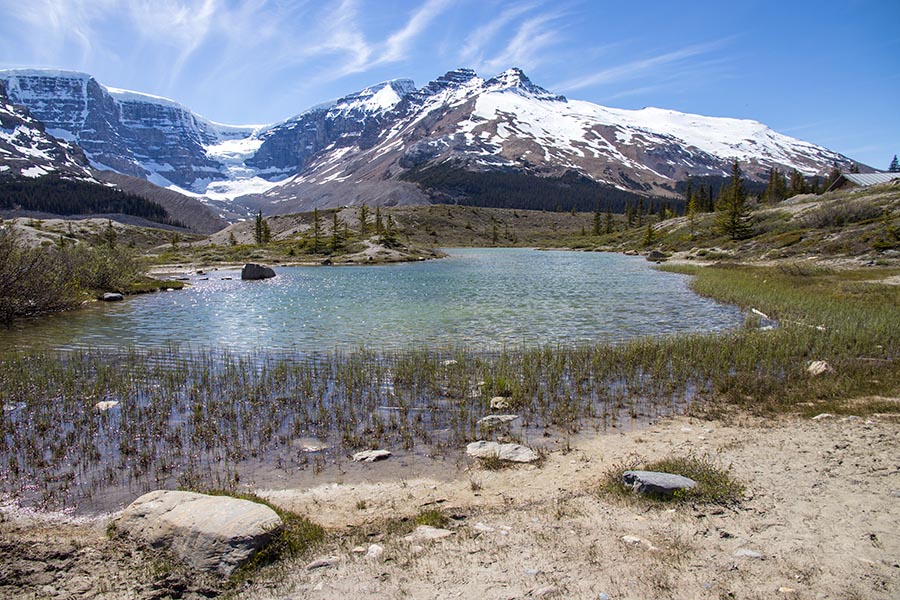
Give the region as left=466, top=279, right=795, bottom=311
left=358, top=205, right=370, bottom=237
left=636, top=198, right=645, bottom=227
left=228, top=231, right=237, bottom=246
left=103, top=219, right=117, bottom=248
left=764, top=168, right=788, bottom=203
left=686, top=190, right=699, bottom=241
left=849, top=163, right=860, bottom=174
left=889, top=155, right=900, bottom=173
left=312, top=208, right=323, bottom=254
left=625, top=202, right=635, bottom=229
left=330, top=211, right=343, bottom=252
left=254, top=211, right=271, bottom=245
left=811, top=176, right=820, bottom=195
left=788, top=169, right=809, bottom=197
left=642, top=222, right=656, bottom=247
left=604, top=203, right=614, bottom=235
left=374, top=206, right=384, bottom=235
left=715, top=160, right=753, bottom=240
left=592, top=204, right=602, bottom=236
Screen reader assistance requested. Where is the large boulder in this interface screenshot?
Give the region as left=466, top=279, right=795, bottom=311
left=116, top=490, right=283, bottom=576
left=241, top=263, right=276, bottom=280
left=622, top=470, right=697, bottom=497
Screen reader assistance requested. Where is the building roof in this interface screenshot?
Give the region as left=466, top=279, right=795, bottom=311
left=841, top=173, right=900, bottom=186
left=825, top=172, right=900, bottom=193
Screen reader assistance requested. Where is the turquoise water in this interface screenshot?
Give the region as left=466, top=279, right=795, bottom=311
left=1, top=248, right=743, bottom=352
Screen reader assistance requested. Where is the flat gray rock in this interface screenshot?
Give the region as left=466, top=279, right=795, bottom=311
left=623, top=470, right=697, bottom=497
left=241, top=263, right=276, bottom=280
left=116, top=490, right=283, bottom=577
left=466, top=441, right=539, bottom=463
left=352, top=449, right=392, bottom=462
left=477, top=414, right=520, bottom=427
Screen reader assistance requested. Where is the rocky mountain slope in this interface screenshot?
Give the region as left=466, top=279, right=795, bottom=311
left=0, top=67, right=862, bottom=216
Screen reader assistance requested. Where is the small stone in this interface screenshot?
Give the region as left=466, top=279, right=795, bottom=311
left=350, top=546, right=366, bottom=554
left=622, top=470, right=697, bottom=497
left=442, top=359, right=458, bottom=366
left=778, top=587, right=797, bottom=596
left=403, top=525, right=452, bottom=542
left=734, top=548, right=763, bottom=559
left=365, top=544, right=384, bottom=560
left=807, top=360, right=834, bottom=376
left=94, top=400, right=119, bottom=411
left=598, top=594, right=610, bottom=600
left=532, top=585, right=560, bottom=597
left=490, top=397, right=510, bottom=410
left=524, top=568, right=543, bottom=577
left=621, top=535, right=657, bottom=551
left=352, top=449, right=391, bottom=462
left=306, top=556, right=339, bottom=570
left=811, top=413, right=834, bottom=421
left=680, top=427, right=693, bottom=433
left=101, top=292, right=123, bottom=302
left=473, top=522, right=496, bottom=534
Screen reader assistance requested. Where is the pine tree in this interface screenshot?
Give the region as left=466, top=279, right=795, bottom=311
left=228, top=231, right=237, bottom=246
left=604, top=203, right=614, bottom=235
left=642, top=222, right=656, bottom=247
left=824, top=165, right=842, bottom=191
left=312, top=208, right=323, bottom=254
left=254, top=211, right=271, bottom=245
left=592, top=204, right=602, bottom=236
left=788, top=169, right=809, bottom=197
left=625, top=202, right=634, bottom=229
left=764, top=168, right=788, bottom=202
left=686, top=191, right=699, bottom=241
left=358, top=205, right=370, bottom=237
left=889, top=155, right=900, bottom=173
left=715, top=160, right=753, bottom=240
left=374, top=206, right=384, bottom=235
left=330, top=211, right=343, bottom=252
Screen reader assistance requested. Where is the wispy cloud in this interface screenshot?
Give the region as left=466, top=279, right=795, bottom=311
left=554, top=38, right=733, bottom=93
left=382, top=0, right=455, bottom=63
left=459, top=1, right=539, bottom=66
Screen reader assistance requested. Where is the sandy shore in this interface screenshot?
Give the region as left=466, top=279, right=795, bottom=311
left=2, top=410, right=898, bottom=599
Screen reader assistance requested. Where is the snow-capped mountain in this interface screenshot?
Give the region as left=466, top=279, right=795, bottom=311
left=0, top=67, right=859, bottom=215
left=0, top=80, right=93, bottom=180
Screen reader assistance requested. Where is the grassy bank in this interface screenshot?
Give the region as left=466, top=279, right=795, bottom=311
left=1, top=261, right=897, bottom=511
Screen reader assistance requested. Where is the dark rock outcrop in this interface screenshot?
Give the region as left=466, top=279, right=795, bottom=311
left=241, top=263, right=275, bottom=280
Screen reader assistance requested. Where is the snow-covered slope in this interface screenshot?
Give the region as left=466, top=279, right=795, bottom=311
left=0, top=67, right=859, bottom=215
left=0, top=79, right=93, bottom=180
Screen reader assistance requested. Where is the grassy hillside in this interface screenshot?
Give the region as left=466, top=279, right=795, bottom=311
left=594, top=181, right=900, bottom=264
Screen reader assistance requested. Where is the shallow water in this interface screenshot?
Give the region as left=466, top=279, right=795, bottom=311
left=1, top=248, right=742, bottom=352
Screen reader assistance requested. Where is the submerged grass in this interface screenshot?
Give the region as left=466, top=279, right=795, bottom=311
left=0, top=264, right=897, bottom=511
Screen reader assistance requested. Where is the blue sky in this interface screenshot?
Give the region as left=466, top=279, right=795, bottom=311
left=1, top=0, right=897, bottom=169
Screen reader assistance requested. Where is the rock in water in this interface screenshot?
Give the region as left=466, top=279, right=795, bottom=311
left=477, top=414, right=520, bottom=427
left=622, top=470, right=697, bottom=497
left=101, top=292, right=124, bottom=301
left=646, top=250, right=668, bottom=262
left=241, top=263, right=276, bottom=280
left=116, top=490, right=283, bottom=576
left=466, top=441, right=539, bottom=463
left=807, top=360, right=834, bottom=376
left=352, top=449, right=392, bottom=462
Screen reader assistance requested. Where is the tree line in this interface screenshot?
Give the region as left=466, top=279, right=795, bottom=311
left=0, top=175, right=185, bottom=228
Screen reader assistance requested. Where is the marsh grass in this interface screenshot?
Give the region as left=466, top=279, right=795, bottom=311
left=601, top=454, right=744, bottom=505
left=0, top=264, right=897, bottom=511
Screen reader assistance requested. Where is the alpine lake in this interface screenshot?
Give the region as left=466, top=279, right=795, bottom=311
left=0, top=248, right=745, bottom=512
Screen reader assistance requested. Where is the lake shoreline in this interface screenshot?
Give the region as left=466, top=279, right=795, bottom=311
left=2, top=411, right=897, bottom=599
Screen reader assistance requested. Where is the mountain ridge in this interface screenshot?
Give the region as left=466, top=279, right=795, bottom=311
left=0, top=66, right=866, bottom=217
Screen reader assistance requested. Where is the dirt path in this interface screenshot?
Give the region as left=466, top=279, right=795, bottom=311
left=2, top=413, right=898, bottom=599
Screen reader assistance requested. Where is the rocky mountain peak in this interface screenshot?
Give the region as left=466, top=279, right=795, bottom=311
left=483, top=67, right=566, bottom=102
